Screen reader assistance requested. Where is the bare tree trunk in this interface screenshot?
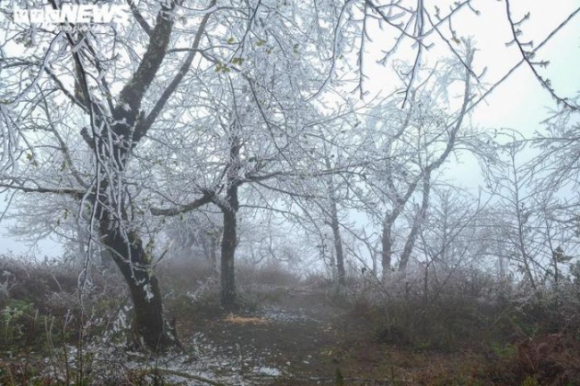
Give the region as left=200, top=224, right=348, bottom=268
left=77, top=2, right=179, bottom=352
left=329, top=248, right=337, bottom=281
left=381, top=223, right=393, bottom=279
left=398, top=174, right=431, bottom=272
left=330, top=211, right=346, bottom=286
left=3, top=0, right=216, bottom=353
left=218, top=132, right=241, bottom=309
left=324, top=157, right=346, bottom=286
left=201, top=234, right=211, bottom=264
left=220, top=208, right=237, bottom=309
left=210, top=234, right=219, bottom=275
left=380, top=178, right=422, bottom=279
left=371, top=250, right=377, bottom=278
left=381, top=47, right=473, bottom=279
left=200, top=228, right=221, bottom=275
left=100, top=218, right=173, bottom=351
left=510, top=149, right=537, bottom=291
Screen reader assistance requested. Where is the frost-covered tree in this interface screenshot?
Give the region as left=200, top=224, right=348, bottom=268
left=355, top=47, right=475, bottom=278
left=0, top=0, right=338, bottom=347
left=146, top=0, right=339, bottom=308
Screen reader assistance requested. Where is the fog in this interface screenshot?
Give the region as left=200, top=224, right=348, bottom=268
left=0, top=0, right=579, bottom=384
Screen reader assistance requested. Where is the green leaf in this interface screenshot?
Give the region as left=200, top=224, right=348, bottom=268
left=232, top=57, right=245, bottom=65
left=256, top=39, right=266, bottom=47
left=293, top=43, right=300, bottom=54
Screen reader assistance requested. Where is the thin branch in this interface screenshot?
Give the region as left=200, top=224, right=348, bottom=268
left=127, top=0, right=152, bottom=37
left=150, top=192, right=213, bottom=216
left=505, top=0, right=579, bottom=111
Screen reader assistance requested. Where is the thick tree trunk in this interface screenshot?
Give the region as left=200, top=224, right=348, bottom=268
left=220, top=209, right=237, bottom=309
left=218, top=132, right=241, bottom=309
left=69, top=0, right=193, bottom=352
left=101, top=219, right=173, bottom=351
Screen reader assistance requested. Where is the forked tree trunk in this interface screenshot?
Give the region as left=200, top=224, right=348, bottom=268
left=66, top=0, right=211, bottom=352
left=398, top=174, right=431, bottom=272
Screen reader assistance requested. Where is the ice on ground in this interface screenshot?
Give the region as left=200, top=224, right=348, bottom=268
left=254, top=366, right=281, bottom=377
left=260, top=305, right=317, bottom=323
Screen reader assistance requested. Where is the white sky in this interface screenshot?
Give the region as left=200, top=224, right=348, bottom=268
left=1, top=0, right=579, bottom=257
left=448, top=0, right=580, bottom=188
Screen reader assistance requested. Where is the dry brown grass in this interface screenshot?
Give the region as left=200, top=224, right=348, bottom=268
left=224, top=314, right=270, bottom=325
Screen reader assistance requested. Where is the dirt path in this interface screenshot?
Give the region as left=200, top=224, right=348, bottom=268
left=162, top=287, right=486, bottom=385
left=175, top=287, right=360, bottom=385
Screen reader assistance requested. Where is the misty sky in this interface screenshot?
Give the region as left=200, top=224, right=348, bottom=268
left=1, top=0, right=579, bottom=257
